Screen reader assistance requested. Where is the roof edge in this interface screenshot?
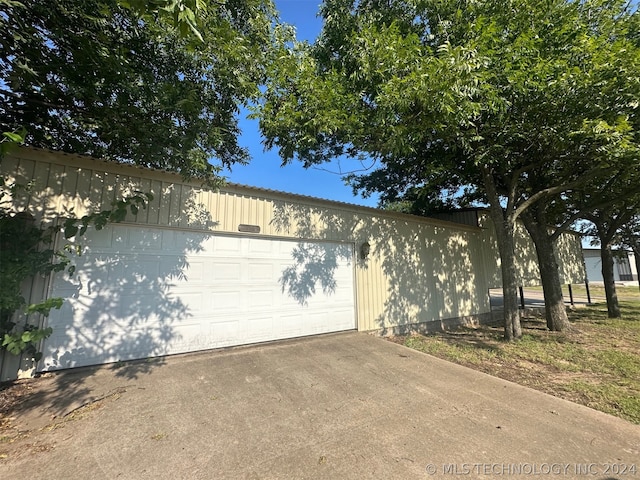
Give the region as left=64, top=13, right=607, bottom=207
left=6, top=146, right=482, bottom=233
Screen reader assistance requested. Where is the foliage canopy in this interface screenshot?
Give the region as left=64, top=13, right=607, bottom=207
left=1, top=0, right=277, bottom=180
left=257, top=0, right=640, bottom=338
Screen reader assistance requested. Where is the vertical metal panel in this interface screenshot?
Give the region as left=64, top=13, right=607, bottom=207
left=1, top=149, right=522, bottom=344
left=177, top=184, right=188, bottom=228
left=61, top=164, right=78, bottom=200
left=158, top=182, right=172, bottom=226
left=556, top=232, right=586, bottom=284
left=0, top=154, right=19, bottom=182
left=215, top=190, right=226, bottom=230
left=477, top=212, right=586, bottom=288
left=127, top=174, right=145, bottom=224
left=223, top=191, right=233, bottom=231
left=99, top=171, right=116, bottom=211
left=149, top=179, right=162, bottom=224
left=13, top=158, right=35, bottom=212
left=75, top=168, right=93, bottom=216
left=135, top=177, right=152, bottom=224
left=91, top=170, right=107, bottom=211
left=30, top=159, right=53, bottom=218
left=430, top=210, right=479, bottom=227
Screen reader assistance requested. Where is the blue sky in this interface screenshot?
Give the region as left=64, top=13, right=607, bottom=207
left=223, top=0, right=381, bottom=208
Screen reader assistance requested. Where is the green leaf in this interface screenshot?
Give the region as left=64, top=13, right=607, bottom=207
left=2, top=132, right=25, bottom=143
left=64, top=224, right=78, bottom=239
left=1, top=0, right=274, bottom=180
left=25, top=297, right=64, bottom=316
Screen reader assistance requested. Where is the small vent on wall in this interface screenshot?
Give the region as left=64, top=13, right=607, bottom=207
left=238, top=224, right=260, bottom=233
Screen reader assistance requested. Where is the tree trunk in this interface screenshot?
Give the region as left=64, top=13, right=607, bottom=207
left=632, top=245, right=640, bottom=294
left=522, top=212, right=571, bottom=331
left=498, top=228, right=523, bottom=340
left=482, top=168, right=522, bottom=340
left=600, top=244, right=621, bottom=318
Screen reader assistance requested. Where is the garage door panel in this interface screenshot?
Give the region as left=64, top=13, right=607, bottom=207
left=247, top=289, right=275, bottom=310
left=248, top=237, right=276, bottom=255
left=246, top=315, right=275, bottom=341
left=164, top=323, right=203, bottom=352
left=207, top=319, right=241, bottom=344
left=277, top=313, right=305, bottom=337
left=248, top=263, right=274, bottom=282
left=110, top=227, right=128, bottom=249
left=128, top=229, right=163, bottom=250
left=169, top=292, right=204, bottom=314
left=209, top=290, right=242, bottom=312
left=80, top=227, right=114, bottom=249
left=161, top=230, right=179, bottom=250
left=215, top=235, right=244, bottom=254
left=212, top=261, right=243, bottom=282
left=43, top=227, right=356, bottom=370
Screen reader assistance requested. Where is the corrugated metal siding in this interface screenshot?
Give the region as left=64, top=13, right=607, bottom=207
left=429, top=210, right=479, bottom=227
left=1, top=148, right=498, bottom=344
left=556, top=232, right=587, bottom=284
left=0, top=147, right=586, bottom=377
left=478, top=213, right=586, bottom=288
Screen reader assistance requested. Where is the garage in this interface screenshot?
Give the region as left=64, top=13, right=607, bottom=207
left=42, top=224, right=356, bottom=370
left=0, top=147, right=587, bottom=380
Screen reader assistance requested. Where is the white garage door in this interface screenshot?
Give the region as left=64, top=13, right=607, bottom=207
left=42, top=225, right=356, bottom=370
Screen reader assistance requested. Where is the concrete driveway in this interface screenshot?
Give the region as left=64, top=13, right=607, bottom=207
left=2, top=332, right=639, bottom=479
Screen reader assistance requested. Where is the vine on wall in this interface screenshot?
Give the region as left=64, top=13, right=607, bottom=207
left=1, top=133, right=152, bottom=364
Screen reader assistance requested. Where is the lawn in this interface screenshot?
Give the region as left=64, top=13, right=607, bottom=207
left=562, top=284, right=639, bottom=302
left=398, top=301, right=640, bottom=424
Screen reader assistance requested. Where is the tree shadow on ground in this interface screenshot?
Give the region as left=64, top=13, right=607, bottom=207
left=430, top=326, right=506, bottom=352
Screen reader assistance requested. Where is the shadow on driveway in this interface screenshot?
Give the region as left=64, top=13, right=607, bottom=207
left=2, top=332, right=639, bottom=479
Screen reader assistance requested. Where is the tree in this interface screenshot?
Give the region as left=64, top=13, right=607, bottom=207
left=582, top=195, right=640, bottom=317
left=520, top=205, right=573, bottom=332
left=258, top=0, right=640, bottom=339
left=1, top=0, right=277, bottom=180
left=1, top=0, right=277, bottom=362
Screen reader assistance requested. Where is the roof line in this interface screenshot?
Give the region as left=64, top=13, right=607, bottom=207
left=10, top=146, right=482, bottom=232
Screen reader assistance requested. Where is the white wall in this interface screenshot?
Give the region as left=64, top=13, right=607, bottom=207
left=583, top=249, right=635, bottom=283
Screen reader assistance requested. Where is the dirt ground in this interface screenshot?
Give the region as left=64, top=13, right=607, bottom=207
left=1, top=377, right=51, bottom=459
left=0, top=368, right=126, bottom=462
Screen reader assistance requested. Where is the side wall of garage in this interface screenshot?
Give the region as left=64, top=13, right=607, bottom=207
left=0, top=148, right=583, bottom=378
left=478, top=215, right=586, bottom=289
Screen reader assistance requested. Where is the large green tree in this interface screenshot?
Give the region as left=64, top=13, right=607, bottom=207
left=0, top=0, right=276, bottom=180
left=0, top=0, right=279, bottom=363
left=258, top=0, right=640, bottom=339
left=581, top=191, right=640, bottom=317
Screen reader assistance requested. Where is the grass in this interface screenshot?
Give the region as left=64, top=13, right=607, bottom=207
left=400, top=301, right=640, bottom=424
left=555, top=284, right=639, bottom=302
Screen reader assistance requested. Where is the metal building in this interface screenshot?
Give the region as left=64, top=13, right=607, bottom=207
left=0, top=148, right=586, bottom=379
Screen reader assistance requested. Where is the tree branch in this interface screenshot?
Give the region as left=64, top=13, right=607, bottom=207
left=0, top=88, right=83, bottom=113
left=513, top=166, right=611, bottom=222
left=550, top=187, right=640, bottom=241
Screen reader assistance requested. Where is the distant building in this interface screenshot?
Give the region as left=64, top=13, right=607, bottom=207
left=583, top=248, right=638, bottom=283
